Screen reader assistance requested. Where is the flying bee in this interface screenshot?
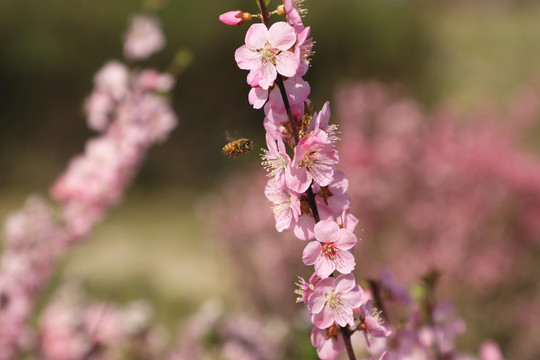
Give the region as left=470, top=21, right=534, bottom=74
left=222, top=137, right=254, bottom=159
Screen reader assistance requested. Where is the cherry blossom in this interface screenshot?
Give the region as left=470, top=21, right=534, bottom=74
left=308, top=273, right=364, bottom=329
left=286, top=130, right=339, bottom=193
left=261, top=132, right=291, bottom=187
left=264, top=179, right=301, bottom=232
left=235, top=22, right=299, bottom=90
left=311, top=323, right=345, bottom=360
left=302, top=218, right=357, bottom=278
left=124, top=15, right=165, bottom=61
left=356, top=300, right=392, bottom=347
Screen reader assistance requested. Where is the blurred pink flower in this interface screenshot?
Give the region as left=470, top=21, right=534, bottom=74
left=124, top=14, right=165, bottom=61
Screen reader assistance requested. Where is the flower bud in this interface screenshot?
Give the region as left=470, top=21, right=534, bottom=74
left=219, top=10, right=245, bottom=26
left=277, top=5, right=286, bottom=15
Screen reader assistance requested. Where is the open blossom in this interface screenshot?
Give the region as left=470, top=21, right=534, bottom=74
left=302, top=218, right=357, bottom=278
left=235, top=22, right=299, bottom=90
left=295, top=272, right=320, bottom=303
left=294, top=26, right=313, bottom=77
left=286, top=129, right=339, bottom=193
left=308, top=101, right=339, bottom=144
left=264, top=179, right=301, bottom=232
left=356, top=300, right=392, bottom=347
left=124, top=15, right=165, bottom=61
left=284, top=0, right=306, bottom=32
left=311, top=323, right=345, bottom=360
left=308, top=273, right=364, bottom=329
left=313, top=170, right=351, bottom=218
left=261, top=132, right=290, bottom=186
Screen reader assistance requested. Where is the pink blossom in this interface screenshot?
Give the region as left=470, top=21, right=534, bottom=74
left=336, top=210, right=359, bottom=233
left=235, top=22, right=299, bottom=90
left=219, top=10, right=244, bottom=26
left=94, top=61, right=129, bottom=101
left=124, top=15, right=165, bottom=61
left=84, top=91, right=114, bottom=131
left=261, top=132, right=291, bottom=186
left=313, top=170, right=351, bottom=217
left=136, top=69, right=175, bottom=92
left=267, top=75, right=310, bottom=118
left=308, top=273, right=364, bottom=329
left=263, top=106, right=289, bottom=138
left=302, top=218, right=357, bottom=278
left=479, top=340, right=505, bottom=360
left=286, top=130, right=339, bottom=193
left=308, top=101, right=339, bottom=144
left=264, top=179, right=301, bottom=232
left=311, top=323, right=345, bottom=360
left=251, top=74, right=309, bottom=112
left=249, top=86, right=270, bottom=109
left=294, top=272, right=320, bottom=303
left=284, top=0, right=306, bottom=33
left=294, top=26, right=313, bottom=77
left=356, top=300, right=392, bottom=347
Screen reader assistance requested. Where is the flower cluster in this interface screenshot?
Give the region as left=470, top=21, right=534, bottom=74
left=0, top=12, right=177, bottom=359
left=220, top=1, right=388, bottom=358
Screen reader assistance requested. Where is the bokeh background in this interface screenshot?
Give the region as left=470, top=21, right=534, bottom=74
left=2, top=0, right=540, bottom=358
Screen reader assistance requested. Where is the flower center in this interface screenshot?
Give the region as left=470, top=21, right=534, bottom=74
left=321, top=242, right=338, bottom=260
left=325, top=290, right=343, bottom=311
left=298, top=150, right=317, bottom=169
left=260, top=43, right=279, bottom=64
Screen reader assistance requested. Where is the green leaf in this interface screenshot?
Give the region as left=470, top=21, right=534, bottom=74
left=265, top=0, right=271, bottom=8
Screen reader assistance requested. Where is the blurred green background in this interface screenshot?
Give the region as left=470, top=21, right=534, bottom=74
left=2, top=0, right=540, bottom=355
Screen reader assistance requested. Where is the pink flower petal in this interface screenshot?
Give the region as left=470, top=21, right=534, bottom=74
left=268, top=22, right=297, bottom=50
left=333, top=273, right=357, bottom=294
left=315, top=255, right=336, bottom=279
left=275, top=50, right=299, bottom=77
left=259, top=61, right=278, bottom=90
left=314, top=219, right=341, bottom=243
left=294, top=214, right=316, bottom=240
left=303, top=241, right=322, bottom=265
left=248, top=87, right=268, bottom=109
left=286, top=163, right=311, bottom=193
left=340, top=286, right=364, bottom=309
left=235, top=45, right=259, bottom=70
left=316, top=304, right=337, bottom=329
left=334, top=250, right=355, bottom=274
left=245, top=23, right=268, bottom=49
left=335, top=229, right=357, bottom=250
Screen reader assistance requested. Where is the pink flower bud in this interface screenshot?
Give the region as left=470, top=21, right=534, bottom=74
left=219, top=10, right=244, bottom=26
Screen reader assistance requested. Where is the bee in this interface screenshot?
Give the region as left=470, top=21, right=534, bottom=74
left=222, top=137, right=254, bottom=159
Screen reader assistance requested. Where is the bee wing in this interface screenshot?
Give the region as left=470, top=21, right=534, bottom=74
left=224, top=130, right=243, bottom=142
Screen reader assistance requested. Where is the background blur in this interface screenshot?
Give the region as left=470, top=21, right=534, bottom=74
left=2, top=0, right=540, bottom=358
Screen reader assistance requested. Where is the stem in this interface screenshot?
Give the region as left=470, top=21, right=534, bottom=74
left=257, top=0, right=270, bottom=28
left=256, top=2, right=353, bottom=359
left=340, top=326, right=357, bottom=360
left=368, top=279, right=390, bottom=323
